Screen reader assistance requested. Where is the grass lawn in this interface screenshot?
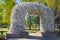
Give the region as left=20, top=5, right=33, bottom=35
left=0, top=28, right=59, bottom=35
left=0, top=27, right=59, bottom=39
left=26, top=29, right=39, bottom=33
left=0, top=28, right=39, bottom=36
left=0, top=27, right=39, bottom=39
left=0, top=27, right=60, bottom=40
left=0, top=28, right=59, bottom=33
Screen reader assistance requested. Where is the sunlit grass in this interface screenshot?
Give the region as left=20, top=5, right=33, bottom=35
left=26, top=29, right=39, bottom=33
left=54, top=29, right=59, bottom=32
left=0, top=28, right=8, bottom=31
left=0, top=27, right=59, bottom=39
left=0, top=28, right=8, bottom=38
left=0, top=28, right=39, bottom=36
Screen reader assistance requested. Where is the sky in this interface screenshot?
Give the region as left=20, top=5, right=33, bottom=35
left=16, top=0, right=21, bottom=4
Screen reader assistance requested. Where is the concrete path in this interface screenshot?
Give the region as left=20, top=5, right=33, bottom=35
left=6, top=33, right=60, bottom=40
left=6, top=36, right=57, bottom=40
left=6, top=33, right=59, bottom=40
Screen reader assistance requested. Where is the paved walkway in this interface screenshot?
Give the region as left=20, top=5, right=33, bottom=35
left=6, top=32, right=60, bottom=40
left=6, top=36, right=57, bottom=40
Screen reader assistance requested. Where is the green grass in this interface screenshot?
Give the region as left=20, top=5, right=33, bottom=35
left=0, top=28, right=8, bottom=38
left=0, top=28, right=39, bottom=39
left=0, top=28, right=39, bottom=36
left=0, top=27, right=59, bottom=39
left=26, top=29, right=39, bottom=33
left=0, top=28, right=59, bottom=35
left=54, top=29, right=59, bottom=32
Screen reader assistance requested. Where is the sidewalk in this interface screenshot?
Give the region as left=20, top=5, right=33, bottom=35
left=6, top=32, right=60, bottom=40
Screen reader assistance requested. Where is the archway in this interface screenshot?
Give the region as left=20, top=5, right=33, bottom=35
left=24, top=10, right=40, bottom=32
left=8, top=3, right=55, bottom=37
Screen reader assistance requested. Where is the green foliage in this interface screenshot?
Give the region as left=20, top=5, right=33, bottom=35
left=0, top=0, right=15, bottom=24
left=44, top=2, right=48, bottom=6
left=0, top=16, right=3, bottom=20
left=32, top=14, right=40, bottom=25
left=25, top=13, right=40, bottom=29
left=25, top=13, right=32, bottom=29
left=22, top=0, right=37, bottom=2
left=40, top=0, right=48, bottom=6
left=0, top=9, right=3, bottom=12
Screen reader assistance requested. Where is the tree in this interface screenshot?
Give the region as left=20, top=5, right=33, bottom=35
left=32, top=14, right=40, bottom=29
left=2, top=0, right=15, bottom=24
left=25, top=13, right=40, bottom=30
left=22, top=0, right=37, bottom=2
left=25, top=13, right=32, bottom=30
left=0, top=0, right=6, bottom=23
left=5, top=0, right=15, bottom=24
